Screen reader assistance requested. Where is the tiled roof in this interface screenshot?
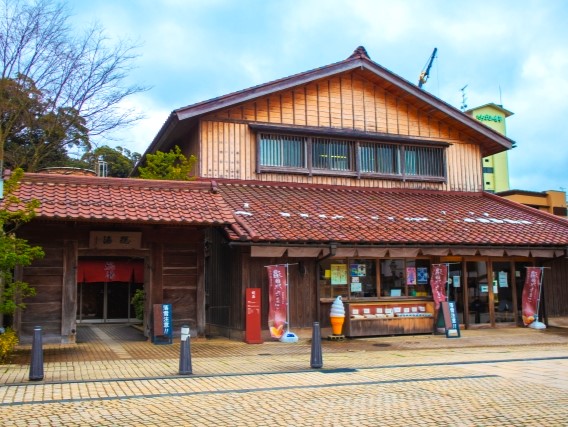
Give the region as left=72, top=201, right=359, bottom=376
left=218, top=181, right=568, bottom=247
left=3, top=173, right=235, bottom=225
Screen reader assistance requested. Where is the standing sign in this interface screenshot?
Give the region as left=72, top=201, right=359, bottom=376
left=438, top=301, right=461, bottom=338
left=266, top=265, right=287, bottom=339
left=245, top=288, right=263, bottom=344
left=522, top=267, right=543, bottom=326
left=152, top=303, right=173, bottom=345
left=430, top=264, right=448, bottom=309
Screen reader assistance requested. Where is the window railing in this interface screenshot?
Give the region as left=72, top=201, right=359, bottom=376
left=258, top=132, right=446, bottom=181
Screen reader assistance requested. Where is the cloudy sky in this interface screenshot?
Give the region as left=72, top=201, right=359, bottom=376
left=70, top=0, right=568, bottom=193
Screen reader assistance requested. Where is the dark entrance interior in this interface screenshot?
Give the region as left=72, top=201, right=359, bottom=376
left=77, top=258, right=144, bottom=323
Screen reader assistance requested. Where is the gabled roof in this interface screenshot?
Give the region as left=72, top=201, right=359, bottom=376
left=4, top=173, right=235, bottom=226
left=146, top=46, right=514, bottom=158
left=217, top=180, right=568, bottom=248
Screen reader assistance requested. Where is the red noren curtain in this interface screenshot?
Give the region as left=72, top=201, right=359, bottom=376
left=77, top=260, right=144, bottom=283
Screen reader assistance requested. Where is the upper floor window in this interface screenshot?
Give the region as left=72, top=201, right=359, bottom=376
left=256, top=130, right=447, bottom=181
left=260, top=134, right=306, bottom=168
left=312, top=138, right=354, bottom=171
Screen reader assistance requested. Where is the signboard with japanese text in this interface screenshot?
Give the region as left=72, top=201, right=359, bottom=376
left=267, top=265, right=287, bottom=339
left=152, top=303, right=173, bottom=345
left=522, top=267, right=543, bottom=326
left=438, top=301, right=461, bottom=338
left=430, top=264, right=448, bottom=309
left=90, top=231, right=142, bottom=250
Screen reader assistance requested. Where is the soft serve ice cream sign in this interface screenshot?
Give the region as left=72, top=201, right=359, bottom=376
left=330, top=296, right=345, bottom=335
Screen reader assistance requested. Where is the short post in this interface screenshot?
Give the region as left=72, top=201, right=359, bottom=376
left=29, top=326, right=44, bottom=381
left=310, top=322, right=323, bottom=369
left=178, top=325, right=192, bottom=375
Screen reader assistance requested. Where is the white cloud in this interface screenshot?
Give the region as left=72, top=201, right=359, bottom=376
left=68, top=0, right=568, bottom=192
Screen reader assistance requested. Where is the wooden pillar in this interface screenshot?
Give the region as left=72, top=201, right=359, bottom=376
left=150, top=242, right=163, bottom=305
left=61, top=240, right=78, bottom=344
left=196, top=247, right=205, bottom=336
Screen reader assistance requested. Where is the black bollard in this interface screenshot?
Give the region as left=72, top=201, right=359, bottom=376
left=29, top=326, right=44, bottom=381
left=178, top=325, right=193, bottom=375
left=310, top=322, right=323, bottom=369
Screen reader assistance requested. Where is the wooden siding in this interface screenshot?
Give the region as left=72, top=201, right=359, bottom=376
left=199, top=71, right=483, bottom=191
left=149, top=228, right=205, bottom=335
left=542, top=257, right=568, bottom=318
left=239, top=254, right=318, bottom=330
left=16, top=223, right=207, bottom=343
left=20, top=244, right=64, bottom=340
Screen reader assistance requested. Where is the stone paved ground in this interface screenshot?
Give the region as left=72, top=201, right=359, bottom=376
left=1, top=325, right=568, bottom=426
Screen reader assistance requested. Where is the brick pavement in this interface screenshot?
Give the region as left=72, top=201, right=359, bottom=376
left=1, top=325, right=568, bottom=426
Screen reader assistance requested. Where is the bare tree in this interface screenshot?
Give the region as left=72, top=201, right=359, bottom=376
left=0, top=0, right=147, bottom=171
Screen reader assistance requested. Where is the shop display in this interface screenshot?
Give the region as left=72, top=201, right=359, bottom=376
left=344, top=300, right=435, bottom=337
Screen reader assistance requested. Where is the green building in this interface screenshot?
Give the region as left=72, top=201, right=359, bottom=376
left=466, top=103, right=514, bottom=193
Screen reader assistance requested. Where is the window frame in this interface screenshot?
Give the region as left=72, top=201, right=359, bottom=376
left=254, top=125, right=448, bottom=182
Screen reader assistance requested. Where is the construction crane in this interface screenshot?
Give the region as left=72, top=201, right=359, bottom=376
left=418, top=47, right=438, bottom=88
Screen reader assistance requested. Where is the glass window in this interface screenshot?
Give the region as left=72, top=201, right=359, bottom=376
left=259, top=133, right=306, bottom=168
left=312, top=138, right=353, bottom=171
left=493, top=262, right=514, bottom=323
left=380, top=259, right=406, bottom=296
left=404, top=146, right=445, bottom=178
left=319, top=259, right=377, bottom=299
left=349, top=259, right=377, bottom=298
left=380, top=259, right=432, bottom=297
left=360, top=143, right=400, bottom=174
left=319, top=259, right=349, bottom=299
left=258, top=131, right=445, bottom=180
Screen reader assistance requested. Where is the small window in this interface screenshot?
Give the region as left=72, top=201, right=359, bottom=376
left=404, top=146, right=445, bottom=178
left=259, top=133, right=306, bottom=168
left=360, top=143, right=400, bottom=175
left=312, top=138, right=353, bottom=171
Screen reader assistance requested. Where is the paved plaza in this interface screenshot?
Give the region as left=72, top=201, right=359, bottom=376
left=1, top=325, right=568, bottom=426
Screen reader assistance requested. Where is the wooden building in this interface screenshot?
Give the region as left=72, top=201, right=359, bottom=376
left=6, top=46, right=568, bottom=344
left=144, top=46, right=568, bottom=339
left=6, top=175, right=233, bottom=343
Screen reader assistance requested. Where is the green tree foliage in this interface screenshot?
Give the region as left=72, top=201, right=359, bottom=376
left=137, top=146, right=197, bottom=181
left=0, top=169, right=44, bottom=322
left=0, top=0, right=146, bottom=172
left=81, top=145, right=141, bottom=178
left=1, top=75, right=89, bottom=172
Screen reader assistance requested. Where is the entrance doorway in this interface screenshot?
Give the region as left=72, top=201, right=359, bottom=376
left=77, top=258, right=144, bottom=323
left=466, top=261, right=491, bottom=326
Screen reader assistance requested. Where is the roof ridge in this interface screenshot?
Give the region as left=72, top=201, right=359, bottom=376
left=22, top=173, right=215, bottom=191
left=214, top=179, right=481, bottom=196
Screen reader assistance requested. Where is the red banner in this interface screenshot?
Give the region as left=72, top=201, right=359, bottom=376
left=267, top=265, right=287, bottom=339
left=522, top=267, right=542, bottom=326
left=77, top=260, right=144, bottom=283
left=430, top=264, right=448, bottom=309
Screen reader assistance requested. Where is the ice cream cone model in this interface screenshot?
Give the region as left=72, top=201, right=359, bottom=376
left=330, top=296, right=346, bottom=335
left=330, top=316, right=345, bottom=335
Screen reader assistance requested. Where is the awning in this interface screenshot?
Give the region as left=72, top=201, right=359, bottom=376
left=450, top=248, right=478, bottom=256
left=334, top=248, right=357, bottom=257
left=356, top=248, right=389, bottom=257
left=479, top=249, right=505, bottom=257
left=530, top=249, right=555, bottom=258
left=251, top=246, right=287, bottom=257
left=505, top=249, right=530, bottom=257
left=77, top=260, right=144, bottom=283
left=388, top=248, right=420, bottom=258
left=286, top=247, right=322, bottom=257
left=420, top=248, right=450, bottom=256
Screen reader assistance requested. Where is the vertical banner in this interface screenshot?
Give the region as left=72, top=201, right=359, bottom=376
left=266, top=265, right=287, bottom=339
left=522, top=267, right=542, bottom=326
left=430, top=264, right=448, bottom=309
